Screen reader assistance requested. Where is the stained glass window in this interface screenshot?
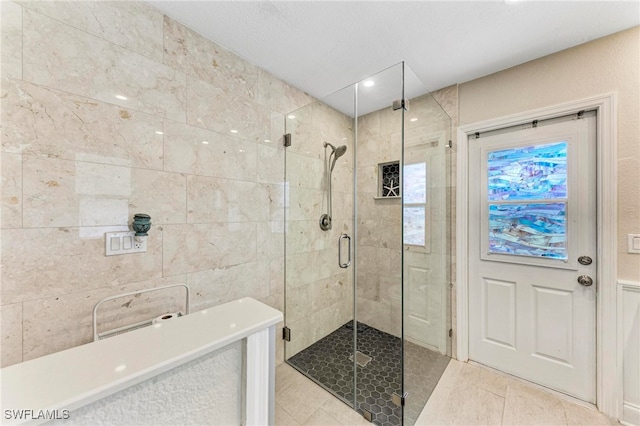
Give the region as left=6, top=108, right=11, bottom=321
left=487, top=141, right=568, bottom=260
left=488, top=203, right=566, bottom=259
left=488, top=142, right=567, bottom=201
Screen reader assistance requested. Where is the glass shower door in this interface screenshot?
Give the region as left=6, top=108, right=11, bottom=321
left=283, top=62, right=453, bottom=426
left=401, top=86, right=453, bottom=425
left=283, top=97, right=357, bottom=407
left=351, top=63, right=405, bottom=424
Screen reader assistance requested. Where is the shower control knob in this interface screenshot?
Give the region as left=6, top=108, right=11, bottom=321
left=319, top=214, right=332, bottom=231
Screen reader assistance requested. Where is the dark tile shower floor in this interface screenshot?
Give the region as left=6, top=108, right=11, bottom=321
left=287, top=321, right=450, bottom=426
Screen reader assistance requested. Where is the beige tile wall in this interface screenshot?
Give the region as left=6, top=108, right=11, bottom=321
left=0, top=1, right=314, bottom=367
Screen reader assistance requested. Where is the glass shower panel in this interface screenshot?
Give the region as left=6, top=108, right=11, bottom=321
left=353, top=63, right=405, bottom=424
left=283, top=62, right=453, bottom=426
left=284, top=95, right=357, bottom=407
left=401, top=70, right=452, bottom=425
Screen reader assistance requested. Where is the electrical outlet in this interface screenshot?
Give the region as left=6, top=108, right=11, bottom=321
left=106, top=231, right=147, bottom=256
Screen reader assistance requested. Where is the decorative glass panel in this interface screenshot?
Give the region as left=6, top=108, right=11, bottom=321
left=403, top=162, right=426, bottom=203
left=404, top=207, right=425, bottom=246
left=488, top=142, right=567, bottom=201
left=488, top=203, right=567, bottom=259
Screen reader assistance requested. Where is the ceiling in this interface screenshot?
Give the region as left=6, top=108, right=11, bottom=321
left=148, top=1, right=639, bottom=114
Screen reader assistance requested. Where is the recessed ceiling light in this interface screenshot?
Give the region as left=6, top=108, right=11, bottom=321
left=230, top=129, right=238, bottom=134
left=363, top=80, right=375, bottom=88
left=264, top=139, right=271, bottom=143
left=239, top=149, right=245, bottom=153
left=202, top=140, right=209, bottom=144
left=410, top=118, right=418, bottom=122
left=287, top=114, right=296, bottom=119
left=114, top=364, right=127, bottom=373
left=115, top=94, right=127, bottom=100
left=155, top=131, right=163, bottom=135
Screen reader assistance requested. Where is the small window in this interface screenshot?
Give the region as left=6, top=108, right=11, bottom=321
left=403, top=162, right=427, bottom=247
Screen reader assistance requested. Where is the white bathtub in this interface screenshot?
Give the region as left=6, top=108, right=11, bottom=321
left=0, top=297, right=282, bottom=425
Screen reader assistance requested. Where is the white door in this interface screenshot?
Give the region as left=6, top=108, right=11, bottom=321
left=468, top=112, right=597, bottom=402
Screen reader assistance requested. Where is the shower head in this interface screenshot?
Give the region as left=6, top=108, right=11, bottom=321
left=329, top=144, right=347, bottom=171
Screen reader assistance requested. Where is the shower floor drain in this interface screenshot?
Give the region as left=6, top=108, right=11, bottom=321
left=349, top=351, right=372, bottom=367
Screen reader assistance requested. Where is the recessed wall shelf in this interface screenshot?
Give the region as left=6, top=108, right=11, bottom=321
left=378, top=160, right=400, bottom=198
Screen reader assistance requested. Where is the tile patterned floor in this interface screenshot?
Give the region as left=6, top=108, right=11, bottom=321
left=276, top=359, right=619, bottom=426
left=286, top=321, right=450, bottom=426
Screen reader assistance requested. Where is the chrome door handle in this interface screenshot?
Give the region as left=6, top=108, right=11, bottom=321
left=577, top=275, right=593, bottom=286
left=339, top=233, right=351, bottom=268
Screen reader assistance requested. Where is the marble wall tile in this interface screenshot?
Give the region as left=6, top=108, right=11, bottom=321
left=164, top=120, right=257, bottom=182
left=267, top=184, right=286, bottom=222
left=162, top=222, right=257, bottom=276
left=285, top=151, right=325, bottom=190
left=187, top=175, right=269, bottom=224
left=1, top=78, right=164, bottom=170
left=309, top=299, right=351, bottom=343
left=22, top=157, right=187, bottom=227
left=186, top=261, right=269, bottom=311
left=1, top=227, right=163, bottom=305
left=1, top=153, right=22, bottom=228
left=1, top=1, right=22, bottom=79
left=285, top=286, right=309, bottom=323
left=257, top=144, right=284, bottom=185
left=257, top=221, right=284, bottom=261
left=186, top=77, right=278, bottom=144
left=163, top=16, right=259, bottom=100
left=22, top=275, right=187, bottom=361
left=286, top=248, right=336, bottom=288
left=285, top=219, right=333, bottom=254
left=23, top=9, right=186, bottom=121
left=255, top=69, right=312, bottom=115
left=357, top=296, right=391, bottom=335
left=19, top=1, right=164, bottom=62
left=309, top=273, right=350, bottom=313
left=269, top=257, right=285, bottom=296
left=0, top=303, right=22, bottom=367
left=285, top=187, right=323, bottom=222
left=283, top=316, right=310, bottom=358
left=356, top=272, right=380, bottom=302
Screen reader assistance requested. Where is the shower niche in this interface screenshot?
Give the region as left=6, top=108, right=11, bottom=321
left=283, top=63, right=453, bottom=426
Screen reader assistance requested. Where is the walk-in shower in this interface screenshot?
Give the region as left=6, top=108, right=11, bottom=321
left=283, top=62, right=453, bottom=426
left=320, top=142, right=348, bottom=231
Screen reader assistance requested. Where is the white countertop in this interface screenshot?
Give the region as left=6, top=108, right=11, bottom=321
left=0, top=297, right=282, bottom=420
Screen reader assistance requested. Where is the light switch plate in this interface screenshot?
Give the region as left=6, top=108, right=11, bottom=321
left=628, top=234, right=640, bottom=254
left=105, top=231, right=147, bottom=256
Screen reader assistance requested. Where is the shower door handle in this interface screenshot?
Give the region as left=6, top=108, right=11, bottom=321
left=339, top=233, right=351, bottom=268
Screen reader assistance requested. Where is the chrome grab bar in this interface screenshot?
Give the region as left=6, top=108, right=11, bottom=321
left=339, top=233, right=351, bottom=268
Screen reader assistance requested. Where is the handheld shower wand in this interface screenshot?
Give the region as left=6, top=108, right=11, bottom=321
left=320, top=142, right=347, bottom=231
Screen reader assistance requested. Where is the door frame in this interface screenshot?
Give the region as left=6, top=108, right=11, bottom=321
left=456, top=93, right=617, bottom=417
